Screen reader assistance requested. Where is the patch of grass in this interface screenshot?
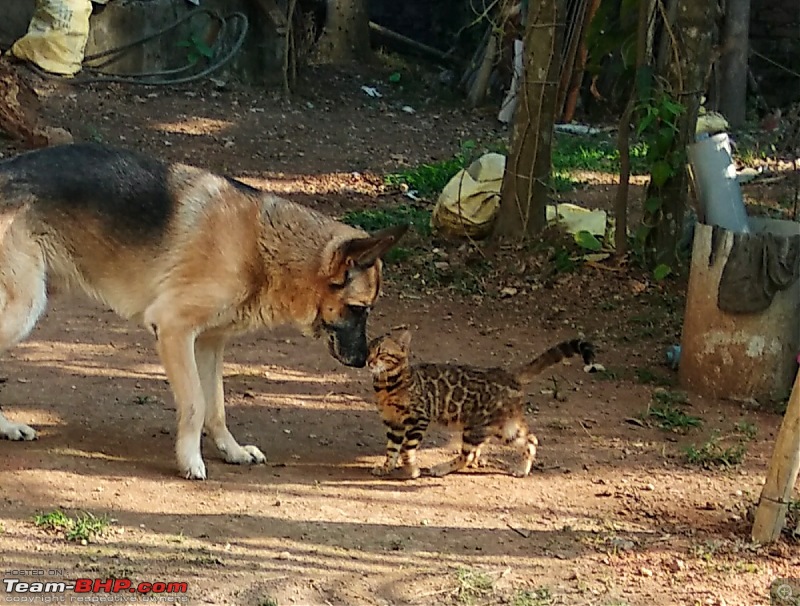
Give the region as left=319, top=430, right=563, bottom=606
left=551, top=247, right=578, bottom=274
left=34, top=510, right=110, bottom=544
left=643, top=403, right=702, bottom=431
left=386, top=141, right=479, bottom=198
left=689, top=539, right=723, bottom=563
left=652, top=389, right=689, bottom=406
left=595, top=367, right=623, bottom=381
left=734, top=420, right=757, bottom=441
left=634, top=367, right=675, bottom=387
left=512, top=586, right=553, bottom=606
left=455, top=567, right=495, bottom=605
left=551, top=170, right=580, bottom=192
left=33, top=510, right=72, bottom=532
left=552, top=133, right=649, bottom=175
left=685, top=430, right=748, bottom=469
left=341, top=205, right=431, bottom=238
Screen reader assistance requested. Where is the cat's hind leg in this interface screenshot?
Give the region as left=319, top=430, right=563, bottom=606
left=500, top=418, right=538, bottom=477
left=428, top=428, right=487, bottom=477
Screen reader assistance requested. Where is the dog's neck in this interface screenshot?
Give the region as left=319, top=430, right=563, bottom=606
left=246, top=195, right=358, bottom=334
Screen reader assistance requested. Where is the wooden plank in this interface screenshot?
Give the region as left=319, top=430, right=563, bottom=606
left=751, top=368, right=800, bottom=543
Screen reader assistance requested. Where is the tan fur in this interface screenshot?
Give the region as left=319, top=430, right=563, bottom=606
left=0, top=149, right=406, bottom=479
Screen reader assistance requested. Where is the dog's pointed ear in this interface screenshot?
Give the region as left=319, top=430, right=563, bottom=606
left=341, top=223, right=409, bottom=269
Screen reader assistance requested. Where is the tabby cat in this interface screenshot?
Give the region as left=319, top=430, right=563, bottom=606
left=367, top=330, right=597, bottom=479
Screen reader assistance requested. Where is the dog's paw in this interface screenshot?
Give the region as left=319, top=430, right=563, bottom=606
left=179, top=449, right=207, bottom=480
left=223, top=444, right=266, bottom=466
left=0, top=421, right=37, bottom=441
left=183, top=460, right=208, bottom=481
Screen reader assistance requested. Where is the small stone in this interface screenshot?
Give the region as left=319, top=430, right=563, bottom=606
left=670, top=558, right=686, bottom=572
left=639, top=567, right=654, bottom=577
left=644, top=483, right=655, bottom=491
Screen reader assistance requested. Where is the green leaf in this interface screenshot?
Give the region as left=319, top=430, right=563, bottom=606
left=653, top=264, right=672, bottom=281
left=388, top=72, right=401, bottom=83
left=644, top=196, right=661, bottom=214
left=651, top=160, right=673, bottom=187
left=197, top=41, right=214, bottom=59
left=663, top=97, right=685, bottom=117
left=574, top=230, right=603, bottom=251
left=636, top=110, right=657, bottom=137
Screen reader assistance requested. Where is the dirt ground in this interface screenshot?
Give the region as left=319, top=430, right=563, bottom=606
left=0, top=63, right=798, bottom=606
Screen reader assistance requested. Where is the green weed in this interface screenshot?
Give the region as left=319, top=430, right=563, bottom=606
left=511, top=587, right=553, bottom=606
left=34, top=510, right=110, bottom=543
left=341, top=205, right=431, bottom=238
left=734, top=420, right=757, bottom=441
left=643, top=403, right=702, bottom=431
left=634, top=366, right=674, bottom=387
left=685, top=430, right=748, bottom=469
left=386, top=141, right=479, bottom=198
left=455, top=567, right=495, bottom=605
left=552, top=133, right=649, bottom=175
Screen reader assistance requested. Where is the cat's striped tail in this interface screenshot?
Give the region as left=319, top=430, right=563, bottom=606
left=513, top=339, right=597, bottom=385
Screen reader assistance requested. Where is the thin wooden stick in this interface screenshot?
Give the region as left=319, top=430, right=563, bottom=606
left=751, top=369, right=800, bottom=543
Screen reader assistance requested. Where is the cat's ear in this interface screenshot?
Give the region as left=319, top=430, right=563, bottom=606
left=397, top=330, right=412, bottom=350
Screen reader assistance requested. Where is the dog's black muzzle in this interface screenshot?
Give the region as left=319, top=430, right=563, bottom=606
left=323, top=306, right=370, bottom=368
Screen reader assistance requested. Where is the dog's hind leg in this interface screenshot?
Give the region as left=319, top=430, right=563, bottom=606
left=0, top=221, right=47, bottom=441
left=195, top=334, right=266, bottom=466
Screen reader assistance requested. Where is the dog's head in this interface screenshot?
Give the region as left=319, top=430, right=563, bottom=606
left=315, top=223, right=408, bottom=368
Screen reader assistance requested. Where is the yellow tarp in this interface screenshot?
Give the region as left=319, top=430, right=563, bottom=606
left=10, top=0, right=92, bottom=76
left=431, top=152, right=608, bottom=239
left=431, top=153, right=505, bottom=239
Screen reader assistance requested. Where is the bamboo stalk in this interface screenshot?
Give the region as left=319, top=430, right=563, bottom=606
left=751, top=369, right=800, bottom=543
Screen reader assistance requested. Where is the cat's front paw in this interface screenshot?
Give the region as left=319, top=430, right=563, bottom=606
left=371, top=464, right=392, bottom=477
left=399, top=464, right=421, bottom=480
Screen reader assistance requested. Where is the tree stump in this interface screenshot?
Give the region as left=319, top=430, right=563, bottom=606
left=0, top=58, right=72, bottom=148
left=679, top=219, right=800, bottom=403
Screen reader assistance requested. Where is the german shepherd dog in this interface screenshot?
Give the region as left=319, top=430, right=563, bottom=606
left=0, top=143, right=407, bottom=479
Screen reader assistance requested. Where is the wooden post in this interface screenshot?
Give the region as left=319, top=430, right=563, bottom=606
left=751, top=368, right=800, bottom=543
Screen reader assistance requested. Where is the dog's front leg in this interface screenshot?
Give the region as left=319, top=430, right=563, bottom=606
left=152, top=327, right=208, bottom=480
left=195, top=334, right=266, bottom=466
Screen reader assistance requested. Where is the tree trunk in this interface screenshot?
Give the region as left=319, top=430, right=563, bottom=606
left=718, top=0, right=750, bottom=128
left=643, top=0, right=716, bottom=267
left=494, top=0, right=564, bottom=241
left=317, top=0, right=370, bottom=63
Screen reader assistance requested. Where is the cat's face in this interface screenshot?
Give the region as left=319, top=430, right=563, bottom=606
left=367, top=331, right=411, bottom=375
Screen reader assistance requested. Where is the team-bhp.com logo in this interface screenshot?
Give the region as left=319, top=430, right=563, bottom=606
left=3, top=577, right=188, bottom=602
